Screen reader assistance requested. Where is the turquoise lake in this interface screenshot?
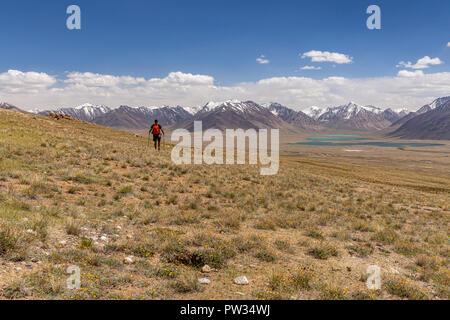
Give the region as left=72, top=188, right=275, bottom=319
left=293, top=136, right=444, bottom=148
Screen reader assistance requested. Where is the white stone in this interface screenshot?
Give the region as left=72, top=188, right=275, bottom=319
left=198, top=278, right=211, bottom=285
left=124, top=256, right=135, bottom=264
left=234, top=276, right=249, bottom=285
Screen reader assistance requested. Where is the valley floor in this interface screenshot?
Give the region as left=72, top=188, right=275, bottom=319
left=0, top=109, right=449, bottom=300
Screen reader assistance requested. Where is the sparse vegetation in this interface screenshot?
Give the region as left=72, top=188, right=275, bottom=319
left=0, top=109, right=448, bottom=300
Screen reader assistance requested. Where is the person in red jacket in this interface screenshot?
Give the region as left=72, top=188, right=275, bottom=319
left=149, top=119, right=165, bottom=151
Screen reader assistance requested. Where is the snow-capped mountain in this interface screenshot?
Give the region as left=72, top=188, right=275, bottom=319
left=178, top=100, right=300, bottom=133
left=37, top=103, right=111, bottom=122
left=303, top=106, right=326, bottom=120
left=198, top=100, right=258, bottom=114
left=416, top=96, right=450, bottom=114
left=92, top=105, right=192, bottom=129
left=394, top=108, right=409, bottom=117
left=35, top=103, right=192, bottom=129
left=183, top=105, right=203, bottom=115
left=391, top=97, right=450, bottom=127
left=390, top=99, right=450, bottom=140
left=314, top=102, right=391, bottom=130
left=267, top=103, right=323, bottom=130
left=381, top=108, right=407, bottom=123
left=25, top=97, right=448, bottom=135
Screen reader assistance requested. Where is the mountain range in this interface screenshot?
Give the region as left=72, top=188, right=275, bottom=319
left=37, top=103, right=111, bottom=122
left=177, top=100, right=302, bottom=134
left=2, top=97, right=449, bottom=140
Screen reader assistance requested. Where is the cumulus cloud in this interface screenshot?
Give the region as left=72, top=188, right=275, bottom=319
left=447, top=42, right=450, bottom=47
left=256, top=55, right=270, bottom=64
left=0, top=70, right=56, bottom=93
left=65, top=72, right=146, bottom=87
left=397, top=70, right=425, bottom=78
left=301, top=50, right=353, bottom=64
left=301, top=65, right=322, bottom=70
left=1, top=69, right=450, bottom=111
left=396, top=56, right=443, bottom=69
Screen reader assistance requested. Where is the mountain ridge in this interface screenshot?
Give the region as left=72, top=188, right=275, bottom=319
left=8, top=97, right=448, bottom=139
left=388, top=98, right=450, bottom=140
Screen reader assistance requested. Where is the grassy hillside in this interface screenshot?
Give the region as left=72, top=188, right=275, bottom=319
left=0, top=109, right=448, bottom=300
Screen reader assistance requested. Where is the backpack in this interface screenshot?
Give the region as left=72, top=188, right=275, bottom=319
left=153, top=125, right=160, bottom=135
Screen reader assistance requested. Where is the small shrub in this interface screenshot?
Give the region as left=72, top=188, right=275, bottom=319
left=384, top=278, right=428, bottom=300
left=307, top=229, right=324, bottom=240
left=254, top=218, right=276, bottom=231
left=255, top=248, right=277, bottom=262
left=0, top=226, right=18, bottom=256
left=171, top=272, right=202, bottom=294
left=319, top=285, right=348, bottom=300
left=274, top=240, right=293, bottom=253
left=308, top=244, right=338, bottom=260
left=65, top=219, right=82, bottom=236
left=118, top=185, right=133, bottom=195
left=79, top=237, right=93, bottom=249
left=373, top=229, right=398, bottom=245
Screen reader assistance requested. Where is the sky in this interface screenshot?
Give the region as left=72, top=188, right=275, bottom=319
left=0, top=0, right=449, bottom=111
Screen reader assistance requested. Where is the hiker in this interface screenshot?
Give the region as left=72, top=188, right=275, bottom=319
left=149, top=119, right=165, bottom=151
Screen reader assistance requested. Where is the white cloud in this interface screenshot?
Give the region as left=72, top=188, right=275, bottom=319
left=256, top=55, right=270, bottom=64
left=1, top=69, right=450, bottom=111
left=301, top=65, right=322, bottom=70
left=447, top=42, right=450, bottom=47
left=397, top=70, right=425, bottom=78
left=301, top=50, right=353, bottom=64
left=396, top=56, right=443, bottom=69
left=64, top=72, right=146, bottom=87
left=0, top=70, right=56, bottom=93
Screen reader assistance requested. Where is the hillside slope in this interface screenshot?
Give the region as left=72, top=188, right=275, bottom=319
left=0, top=109, right=448, bottom=300
left=389, top=102, right=450, bottom=140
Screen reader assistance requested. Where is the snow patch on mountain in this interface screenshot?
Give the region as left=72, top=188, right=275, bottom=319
left=303, top=106, right=326, bottom=119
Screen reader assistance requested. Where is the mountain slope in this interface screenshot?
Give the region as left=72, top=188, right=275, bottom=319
left=389, top=101, right=450, bottom=140
left=416, top=96, right=450, bottom=114
left=389, top=96, right=450, bottom=130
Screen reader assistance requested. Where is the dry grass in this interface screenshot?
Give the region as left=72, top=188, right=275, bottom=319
left=0, top=109, right=449, bottom=300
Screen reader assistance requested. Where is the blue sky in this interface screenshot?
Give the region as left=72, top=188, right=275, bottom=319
left=0, top=0, right=449, bottom=110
